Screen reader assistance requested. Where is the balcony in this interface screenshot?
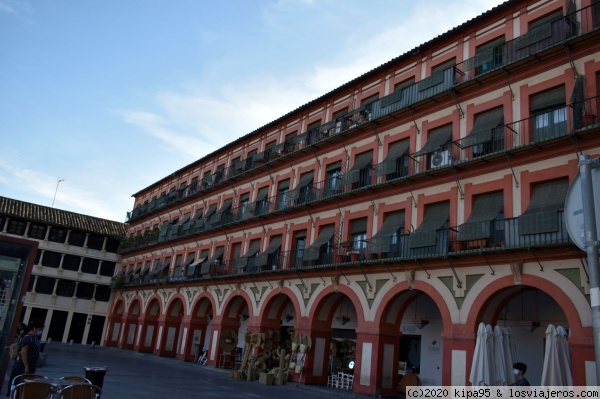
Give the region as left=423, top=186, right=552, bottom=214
left=123, top=4, right=600, bottom=228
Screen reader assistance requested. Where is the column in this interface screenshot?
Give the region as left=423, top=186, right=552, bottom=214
left=38, top=250, right=45, bottom=266
left=83, top=233, right=90, bottom=248
left=65, top=230, right=71, bottom=245
left=23, top=221, right=31, bottom=237
left=1, top=217, right=9, bottom=232
left=44, top=226, right=50, bottom=241
left=354, top=326, right=401, bottom=396
left=441, top=326, right=476, bottom=386
left=101, top=237, right=107, bottom=252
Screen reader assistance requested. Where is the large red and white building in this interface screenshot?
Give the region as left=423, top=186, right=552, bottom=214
left=108, top=0, right=600, bottom=394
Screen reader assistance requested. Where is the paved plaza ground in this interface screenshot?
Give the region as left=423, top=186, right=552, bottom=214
left=3, top=342, right=373, bottom=399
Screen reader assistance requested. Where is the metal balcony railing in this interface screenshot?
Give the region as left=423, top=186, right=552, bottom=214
left=123, top=3, right=600, bottom=232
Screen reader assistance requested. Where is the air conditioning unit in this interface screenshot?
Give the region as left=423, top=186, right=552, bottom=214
left=430, top=150, right=451, bottom=168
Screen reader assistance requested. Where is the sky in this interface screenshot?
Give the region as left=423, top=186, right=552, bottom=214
left=0, top=0, right=507, bottom=222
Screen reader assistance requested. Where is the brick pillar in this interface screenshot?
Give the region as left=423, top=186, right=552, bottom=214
left=289, top=318, right=330, bottom=385
left=569, top=329, right=596, bottom=385
left=135, top=313, right=158, bottom=353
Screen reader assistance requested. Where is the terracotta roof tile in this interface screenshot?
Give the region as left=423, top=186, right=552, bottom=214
left=0, top=196, right=127, bottom=238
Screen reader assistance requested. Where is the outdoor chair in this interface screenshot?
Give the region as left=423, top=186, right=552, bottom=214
left=57, top=383, right=101, bottom=399
left=9, top=374, right=47, bottom=397
left=59, top=376, right=92, bottom=384
left=10, top=380, right=54, bottom=399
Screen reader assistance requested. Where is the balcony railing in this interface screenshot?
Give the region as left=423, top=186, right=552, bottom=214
left=117, top=211, right=575, bottom=287
left=124, top=3, right=600, bottom=226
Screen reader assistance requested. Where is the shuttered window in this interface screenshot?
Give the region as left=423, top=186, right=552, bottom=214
left=518, top=179, right=568, bottom=234
left=409, top=202, right=450, bottom=248
left=414, top=125, right=453, bottom=157
left=457, top=192, right=504, bottom=241
left=255, top=236, right=283, bottom=267
left=303, top=225, right=335, bottom=261
left=369, top=212, right=405, bottom=254
left=376, top=140, right=410, bottom=176
left=459, top=107, right=504, bottom=149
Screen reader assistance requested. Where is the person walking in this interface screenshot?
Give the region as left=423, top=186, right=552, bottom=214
left=6, top=320, right=45, bottom=396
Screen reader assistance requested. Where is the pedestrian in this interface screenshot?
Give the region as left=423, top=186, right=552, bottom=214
left=512, top=362, right=530, bottom=386
left=6, top=320, right=45, bottom=396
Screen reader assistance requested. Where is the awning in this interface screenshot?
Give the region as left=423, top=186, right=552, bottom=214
left=180, top=213, right=192, bottom=234
left=200, top=247, right=224, bottom=275
left=409, top=202, right=450, bottom=248
left=459, top=108, right=504, bottom=149
left=186, top=256, right=207, bottom=277
left=151, top=258, right=171, bottom=277
left=369, top=211, right=405, bottom=254
left=141, top=261, right=151, bottom=274
left=344, top=151, right=373, bottom=185
left=210, top=198, right=233, bottom=224
left=233, top=240, right=262, bottom=271
left=518, top=179, right=568, bottom=234
left=464, top=37, right=505, bottom=71
left=289, top=172, right=315, bottom=203
left=376, top=140, right=410, bottom=176
left=133, top=263, right=143, bottom=274
left=303, top=225, right=336, bottom=261
left=255, top=186, right=269, bottom=202
left=457, top=192, right=504, bottom=241
left=171, top=259, right=184, bottom=279
left=255, top=236, right=283, bottom=267
left=530, top=86, right=565, bottom=113
left=414, top=124, right=453, bottom=157
left=203, top=203, right=218, bottom=226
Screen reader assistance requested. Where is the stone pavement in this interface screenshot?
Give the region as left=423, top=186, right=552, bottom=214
left=4, top=342, right=379, bottom=399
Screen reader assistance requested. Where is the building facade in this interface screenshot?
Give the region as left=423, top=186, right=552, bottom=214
left=109, top=0, right=600, bottom=394
left=0, top=197, right=125, bottom=345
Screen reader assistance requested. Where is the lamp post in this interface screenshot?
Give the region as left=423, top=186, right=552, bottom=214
left=52, top=178, right=64, bottom=208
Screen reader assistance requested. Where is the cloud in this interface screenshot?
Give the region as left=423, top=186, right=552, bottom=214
left=121, top=0, right=507, bottom=168
left=0, top=0, right=31, bottom=15
left=0, top=158, right=124, bottom=221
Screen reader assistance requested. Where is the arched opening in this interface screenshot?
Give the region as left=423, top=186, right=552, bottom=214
left=138, top=298, right=160, bottom=353
left=122, top=300, right=141, bottom=349
left=160, top=297, right=185, bottom=357
left=188, top=296, right=214, bottom=362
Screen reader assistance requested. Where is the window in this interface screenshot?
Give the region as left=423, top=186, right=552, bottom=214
left=414, top=124, right=453, bottom=170
left=344, top=151, right=373, bottom=189
left=56, top=280, right=76, bottom=297
left=459, top=107, right=504, bottom=156
left=518, top=179, right=569, bottom=235
left=293, top=231, right=307, bottom=269
left=171, top=254, right=184, bottom=278
left=29, top=223, right=47, bottom=239
left=277, top=179, right=290, bottom=210
left=369, top=211, right=405, bottom=256
left=82, top=258, right=100, bottom=274
left=35, top=276, right=55, bottom=295
left=420, top=59, right=455, bottom=91
left=333, top=109, right=348, bottom=134
left=381, top=78, right=416, bottom=109
left=229, top=156, right=243, bottom=178
left=95, top=285, right=111, bottom=302
left=376, top=140, right=410, bottom=181
left=87, top=234, right=104, bottom=250
left=255, top=235, right=282, bottom=270
left=457, top=192, right=504, bottom=244
left=325, top=162, right=343, bottom=196
left=253, top=186, right=270, bottom=216
left=69, top=230, right=86, bottom=247
left=62, top=255, right=81, bottom=271
left=246, top=150, right=258, bottom=169
left=76, top=282, right=95, bottom=300
left=48, top=227, right=67, bottom=243
left=7, top=219, right=26, bottom=236
left=42, top=251, right=61, bottom=268
left=306, top=121, right=321, bottom=145
left=105, top=238, right=119, bottom=253
left=100, top=261, right=116, bottom=277
left=349, top=218, right=368, bottom=253
left=303, top=225, right=336, bottom=263
left=295, top=171, right=315, bottom=205
left=474, top=37, right=505, bottom=75
left=239, top=193, right=250, bottom=220
left=409, top=202, right=450, bottom=250
left=530, top=86, right=566, bottom=141
left=359, top=94, right=379, bottom=122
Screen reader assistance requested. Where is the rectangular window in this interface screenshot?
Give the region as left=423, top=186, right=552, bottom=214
left=420, top=59, right=455, bottom=91
left=48, top=227, right=67, bottom=243
left=475, top=36, right=505, bottom=75
left=69, top=231, right=86, bottom=247
left=277, top=179, right=290, bottom=210
left=28, top=223, right=47, bottom=239
left=7, top=219, right=26, bottom=235
left=325, top=162, right=343, bottom=196
left=530, top=86, right=566, bottom=141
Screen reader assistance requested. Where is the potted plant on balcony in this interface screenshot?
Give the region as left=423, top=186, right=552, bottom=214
left=581, top=107, right=597, bottom=127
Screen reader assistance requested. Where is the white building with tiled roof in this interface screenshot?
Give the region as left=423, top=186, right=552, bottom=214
left=0, top=196, right=126, bottom=345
